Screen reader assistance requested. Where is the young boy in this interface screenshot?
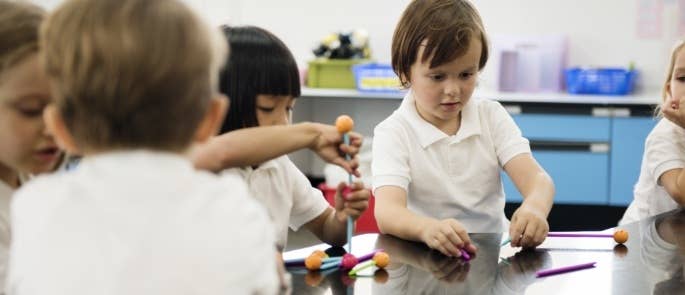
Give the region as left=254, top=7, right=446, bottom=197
left=6, top=0, right=278, bottom=294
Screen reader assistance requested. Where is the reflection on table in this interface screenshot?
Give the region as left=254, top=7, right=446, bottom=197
left=284, top=209, right=685, bottom=294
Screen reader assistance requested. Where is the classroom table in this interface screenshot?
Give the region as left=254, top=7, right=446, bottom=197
left=284, top=209, right=685, bottom=294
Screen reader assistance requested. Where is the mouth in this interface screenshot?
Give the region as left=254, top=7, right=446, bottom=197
left=34, top=147, right=60, bottom=162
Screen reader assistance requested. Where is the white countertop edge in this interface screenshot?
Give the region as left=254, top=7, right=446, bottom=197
left=301, top=87, right=661, bottom=105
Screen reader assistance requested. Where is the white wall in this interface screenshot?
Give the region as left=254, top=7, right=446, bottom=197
left=34, top=0, right=681, bottom=89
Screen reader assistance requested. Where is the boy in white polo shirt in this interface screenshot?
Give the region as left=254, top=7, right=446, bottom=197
left=372, top=0, right=555, bottom=258
left=6, top=0, right=279, bottom=294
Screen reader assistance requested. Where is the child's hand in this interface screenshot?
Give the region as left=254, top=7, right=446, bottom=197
left=310, top=123, right=363, bottom=177
left=662, top=96, right=685, bottom=129
left=333, top=181, right=370, bottom=222
left=509, top=205, right=549, bottom=248
left=420, top=218, right=477, bottom=258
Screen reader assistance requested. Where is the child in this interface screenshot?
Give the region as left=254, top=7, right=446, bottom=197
left=372, top=0, right=555, bottom=257
left=219, top=26, right=370, bottom=250
left=6, top=0, right=279, bottom=294
left=620, top=40, right=685, bottom=224
left=0, top=1, right=61, bottom=291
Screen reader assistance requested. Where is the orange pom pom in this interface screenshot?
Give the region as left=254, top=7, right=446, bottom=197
left=304, top=255, right=322, bottom=270
left=336, top=115, right=354, bottom=133
left=613, top=229, right=629, bottom=244
left=373, top=251, right=390, bottom=268
left=311, top=250, right=328, bottom=259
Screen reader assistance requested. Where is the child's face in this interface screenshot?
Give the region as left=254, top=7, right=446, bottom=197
left=408, top=38, right=481, bottom=132
left=668, top=47, right=685, bottom=102
left=255, top=95, right=295, bottom=127
left=0, top=54, right=60, bottom=176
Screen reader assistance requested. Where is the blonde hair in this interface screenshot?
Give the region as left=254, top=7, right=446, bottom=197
left=0, top=0, right=45, bottom=80
left=41, top=0, right=227, bottom=152
left=663, top=39, right=685, bottom=102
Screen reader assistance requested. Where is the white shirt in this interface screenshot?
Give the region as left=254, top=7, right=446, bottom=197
left=372, top=92, right=531, bottom=232
left=224, top=156, right=329, bottom=250
left=621, top=119, right=685, bottom=224
left=0, top=181, right=13, bottom=294
left=6, top=151, right=278, bottom=295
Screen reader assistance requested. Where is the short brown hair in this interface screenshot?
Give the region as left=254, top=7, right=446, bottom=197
left=0, top=0, right=45, bottom=79
left=392, top=0, right=489, bottom=87
left=41, top=0, right=227, bottom=152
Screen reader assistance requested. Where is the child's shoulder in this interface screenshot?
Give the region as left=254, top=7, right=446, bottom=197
left=472, top=98, right=508, bottom=116
left=647, top=118, right=685, bottom=141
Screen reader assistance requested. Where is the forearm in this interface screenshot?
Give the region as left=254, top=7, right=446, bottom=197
left=198, top=122, right=320, bottom=170
left=376, top=204, right=437, bottom=243
left=519, top=172, right=555, bottom=216
left=673, top=171, right=685, bottom=205
left=319, top=210, right=349, bottom=247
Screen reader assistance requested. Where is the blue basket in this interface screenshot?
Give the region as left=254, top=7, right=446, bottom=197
left=564, top=68, right=636, bottom=95
left=352, top=63, right=402, bottom=93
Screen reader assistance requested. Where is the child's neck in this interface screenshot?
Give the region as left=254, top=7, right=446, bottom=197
left=0, top=164, right=19, bottom=189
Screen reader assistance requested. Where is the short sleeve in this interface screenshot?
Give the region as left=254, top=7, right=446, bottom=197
left=285, top=158, right=329, bottom=230
left=371, top=121, right=411, bottom=193
left=487, top=101, right=531, bottom=166
left=645, top=120, right=685, bottom=184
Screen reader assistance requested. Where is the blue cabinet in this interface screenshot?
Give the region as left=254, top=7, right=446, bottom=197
left=502, top=111, right=656, bottom=206
left=609, top=117, right=658, bottom=205
left=512, top=114, right=610, bottom=142
left=503, top=151, right=609, bottom=204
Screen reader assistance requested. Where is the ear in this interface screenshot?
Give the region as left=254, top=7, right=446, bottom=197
left=43, top=104, right=80, bottom=154
left=193, top=94, right=228, bottom=143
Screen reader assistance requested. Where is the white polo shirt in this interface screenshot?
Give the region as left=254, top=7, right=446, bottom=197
left=372, top=92, right=531, bottom=232
left=0, top=181, right=13, bottom=294
left=621, top=119, right=685, bottom=225
left=224, top=155, right=329, bottom=250
left=6, top=151, right=278, bottom=295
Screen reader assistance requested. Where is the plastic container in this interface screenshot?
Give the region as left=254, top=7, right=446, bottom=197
left=318, top=184, right=379, bottom=234
left=352, top=63, right=402, bottom=92
left=307, top=58, right=369, bottom=89
left=565, top=68, right=636, bottom=95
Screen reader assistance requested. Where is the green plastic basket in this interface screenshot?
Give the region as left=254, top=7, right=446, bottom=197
left=307, top=58, right=370, bottom=89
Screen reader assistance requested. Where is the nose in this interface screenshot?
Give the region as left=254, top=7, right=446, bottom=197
left=444, top=79, right=460, bottom=97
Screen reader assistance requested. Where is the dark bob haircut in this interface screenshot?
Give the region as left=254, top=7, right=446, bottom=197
left=219, top=25, right=300, bottom=133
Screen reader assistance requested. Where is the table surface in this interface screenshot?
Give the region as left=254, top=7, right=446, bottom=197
left=284, top=209, right=685, bottom=294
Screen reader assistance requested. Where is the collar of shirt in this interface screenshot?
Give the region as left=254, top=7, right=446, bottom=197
left=77, top=150, right=194, bottom=176
left=398, top=91, right=482, bottom=148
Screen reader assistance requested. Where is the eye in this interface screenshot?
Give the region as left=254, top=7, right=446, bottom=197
left=257, top=106, right=275, bottom=113
left=429, top=74, right=446, bottom=82
left=459, top=72, right=475, bottom=80
left=19, top=108, right=43, bottom=117
left=676, top=76, right=685, bottom=82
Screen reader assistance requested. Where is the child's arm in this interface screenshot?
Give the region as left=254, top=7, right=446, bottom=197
left=374, top=186, right=477, bottom=258
left=658, top=169, right=685, bottom=205
left=190, top=122, right=362, bottom=173
left=503, top=154, right=555, bottom=248
left=303, top=181, right=370, bottom=246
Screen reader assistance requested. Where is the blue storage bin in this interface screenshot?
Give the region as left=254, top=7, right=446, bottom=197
left=565, top=68, right=637, bottom=95
left=352, top=63, right=402, bottom=93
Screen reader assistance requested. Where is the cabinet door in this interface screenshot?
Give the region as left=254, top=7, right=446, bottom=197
left=503, top=150, right=609, bottom=204
left=609, top=117, right=657, bottom=206
left=512, top=114, right=610, bottom=142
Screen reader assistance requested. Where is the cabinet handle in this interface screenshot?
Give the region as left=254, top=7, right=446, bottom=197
left=611, top=108, right=631, bottom=117
left=590, top=143, right=610, bottom=153
left=530, top=141, right=610, bottom=153
left=504, top=105, right=522, bottom=115
left=592, top=108, right=611, bottom=117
